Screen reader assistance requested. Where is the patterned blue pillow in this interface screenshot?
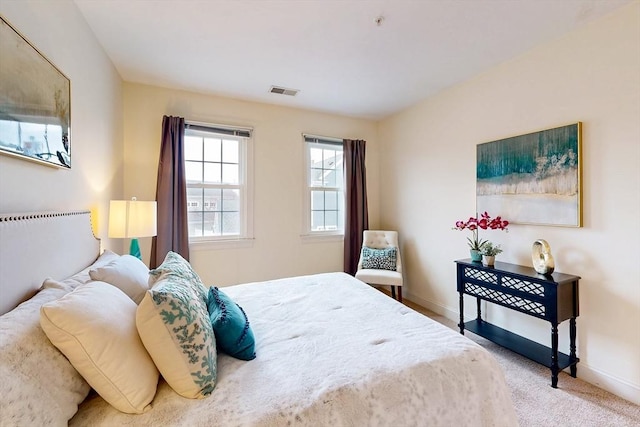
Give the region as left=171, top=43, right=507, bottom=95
left=361, top=246, right=398, bottom=271
left=137, top=251, right=217, bottom=398
left=149, top=251, right=208, bottom=306
left=207, top=287, right=256, bottom=361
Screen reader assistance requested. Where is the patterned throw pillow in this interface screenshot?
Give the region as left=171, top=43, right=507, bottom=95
left=361, top=246, right=398, bottom=271
left=207, top=287, right=256, bottom=361
left=136, top=252, right=217, bottom=399
left=148, top=251, right=208, bottom=306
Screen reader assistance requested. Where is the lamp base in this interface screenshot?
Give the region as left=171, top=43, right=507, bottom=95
left=129, top=238, right=142, bottom=260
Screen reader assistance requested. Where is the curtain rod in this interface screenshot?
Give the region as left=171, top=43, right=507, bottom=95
left=186, top=120, right=252, bottom=137
left=302, top=133, right=342, bottom=144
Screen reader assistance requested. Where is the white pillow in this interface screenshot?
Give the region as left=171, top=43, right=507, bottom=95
left=89, top=255, right=150, bottom=304
left=40, top=281, right=159, bottom=414
left=64, top=249, right=121, bottom=289
left=0, top=285, right=90, bottom=426
left=0, top=250, right=120, bottom=426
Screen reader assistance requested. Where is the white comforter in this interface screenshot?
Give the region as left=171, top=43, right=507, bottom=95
left=71, top=272, right=517, bottom=426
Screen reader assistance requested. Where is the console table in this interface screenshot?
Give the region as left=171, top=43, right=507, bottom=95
left=455, top=259, right=580, bottom=388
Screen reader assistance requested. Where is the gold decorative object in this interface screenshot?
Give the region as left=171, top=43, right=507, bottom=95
left=532, top=239, right=555, bottom=275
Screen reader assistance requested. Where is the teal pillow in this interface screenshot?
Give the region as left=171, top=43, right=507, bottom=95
left=361, top=246, right=398, bottom=271
left=207, top=287, right=256, bottom=361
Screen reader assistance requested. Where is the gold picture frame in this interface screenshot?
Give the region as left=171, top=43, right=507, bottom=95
left=0, top=16, right=71, bottom=168
left=476, top=122, right=582, bottom=227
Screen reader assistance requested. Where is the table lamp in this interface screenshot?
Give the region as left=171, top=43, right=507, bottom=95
left=108, top=197, right=157, bottom=260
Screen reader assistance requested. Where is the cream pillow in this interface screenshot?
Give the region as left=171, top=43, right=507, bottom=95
left=0, top=251, right=120, bottom=426
left=137, top=252, right=217, bottom=399
left=89, top=255, right=150, bottom=304
left=0, top=284, right=90, bottom=426
left=40, top=281, right=159, bottom=414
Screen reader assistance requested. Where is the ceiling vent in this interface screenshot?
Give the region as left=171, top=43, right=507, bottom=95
left=269, top=86, right=299, bottom=96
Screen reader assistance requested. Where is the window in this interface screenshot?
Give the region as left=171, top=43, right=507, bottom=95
left=304, top=135, right=344, bottom=235
left=184, top=123, right=253, bottom=243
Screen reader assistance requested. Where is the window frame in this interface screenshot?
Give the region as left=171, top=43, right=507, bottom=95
left=184, top=122, right=254, bottom=249
left=302, top=134, right=345, bottom=241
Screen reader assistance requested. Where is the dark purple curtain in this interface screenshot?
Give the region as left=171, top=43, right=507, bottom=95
left=343, top=139, right=368, bottom=275
left=150, top=116, right=189, bottom=268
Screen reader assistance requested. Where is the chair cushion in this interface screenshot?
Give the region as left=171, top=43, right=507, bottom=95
left=355, top=269, right=403, bottom=287
left=361, top=246, right=397, bottom=271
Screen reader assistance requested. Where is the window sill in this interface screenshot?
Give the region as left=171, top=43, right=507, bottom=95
left=189, top=238, right=255, bottom=251
left=300, top=233, right=344, bottom=243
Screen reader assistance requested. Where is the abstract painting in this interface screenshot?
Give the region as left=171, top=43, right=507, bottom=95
left=0, top=17, right=71, bottom=168
left=476, top=123, right=582, bottom=227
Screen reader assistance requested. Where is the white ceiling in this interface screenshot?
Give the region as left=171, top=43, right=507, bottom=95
left=74, top=0, right=632, bottom=120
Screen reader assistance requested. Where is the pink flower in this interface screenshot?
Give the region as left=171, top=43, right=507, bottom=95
left=453, top=212, right=509, bottom=250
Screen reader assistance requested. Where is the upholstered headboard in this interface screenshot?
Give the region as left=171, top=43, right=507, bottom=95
left=0, top=211, right=100, bottom=315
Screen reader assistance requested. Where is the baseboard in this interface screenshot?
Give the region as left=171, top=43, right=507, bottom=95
left=576, top=362, right=640, bottom=405
left=404, top=291, right=640, bottom=406
left=404, top=292, right=460, bottom=321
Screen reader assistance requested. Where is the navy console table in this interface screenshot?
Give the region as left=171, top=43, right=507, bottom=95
left=455, top=259, right=580, bottom=388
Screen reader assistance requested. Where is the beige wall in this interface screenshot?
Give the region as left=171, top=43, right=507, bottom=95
left=0, top=0, right=124, bottom=248
left=123, top=83, right=379, bottom=285
left=3, top=0, right=637, bottom=405
left=378, top=3, right=640, bottom=404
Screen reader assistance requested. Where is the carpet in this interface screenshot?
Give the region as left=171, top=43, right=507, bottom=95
left=414, top=303, right=640, bottom=427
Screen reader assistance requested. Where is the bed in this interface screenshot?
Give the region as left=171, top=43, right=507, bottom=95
left=0, top=211, right=518, bottom=426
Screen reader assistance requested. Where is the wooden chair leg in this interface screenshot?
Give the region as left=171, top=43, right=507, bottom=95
left=391, top=286, right=396, bottom=300
left=398, top=287, right=403, bottom=303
